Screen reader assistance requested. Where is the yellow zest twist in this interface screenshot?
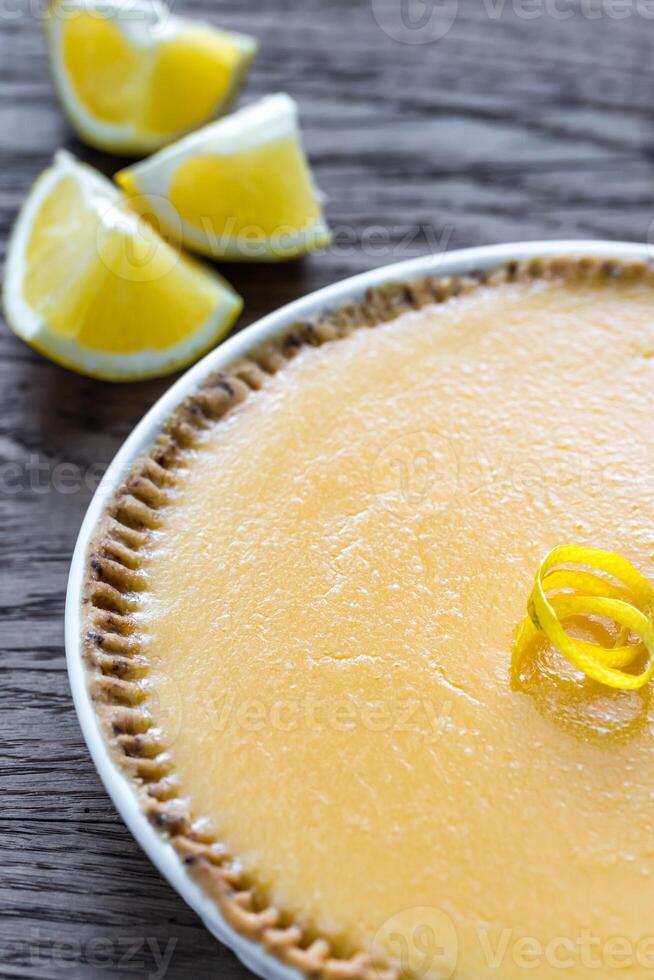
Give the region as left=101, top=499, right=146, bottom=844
left=512, top=546, right=654, bottom=691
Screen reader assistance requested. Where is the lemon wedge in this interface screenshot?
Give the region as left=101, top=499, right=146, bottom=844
left=116, top=94, right=331, bottom=261
left=3, top=151, right=243, bottom=381
left=44, top=0, right=257, bottom=154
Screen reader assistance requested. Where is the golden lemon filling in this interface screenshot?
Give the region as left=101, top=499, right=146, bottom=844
left=141, top=274, right=654, bottom=979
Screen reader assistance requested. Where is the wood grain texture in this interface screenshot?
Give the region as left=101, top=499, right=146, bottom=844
left=2, top=0, right=654, bottom=976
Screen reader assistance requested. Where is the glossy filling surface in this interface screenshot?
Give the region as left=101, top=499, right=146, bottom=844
left=142, top=274, right=654, bottom=979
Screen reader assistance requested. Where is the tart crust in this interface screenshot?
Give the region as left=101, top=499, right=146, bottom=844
left=82, top=254, right=653, bottom=980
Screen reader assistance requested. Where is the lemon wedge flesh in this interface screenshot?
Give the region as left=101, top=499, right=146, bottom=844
left=116, top=94, right=331, bottom=261
left=45, top=0, right=256, bottom=154
left=3, top=151, right=242, bottom=381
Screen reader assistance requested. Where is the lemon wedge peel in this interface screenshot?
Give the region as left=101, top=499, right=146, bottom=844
left=3, top=151, right=243, bottom=382
left=512, top=546, right=654, bottom=691
left=115, top=94, right=331, bottom=262
left=45, top=0, right=257, bottom=154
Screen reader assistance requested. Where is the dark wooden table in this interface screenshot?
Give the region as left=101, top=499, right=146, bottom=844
left=2, top=1, right=654, bottom=977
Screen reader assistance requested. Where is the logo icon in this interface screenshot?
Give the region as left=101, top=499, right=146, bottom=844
left=372, top=0, right=459, bottom=45
left=371, top=906, right=459, bottom=979
left=371, top=429, right=459, bottom=516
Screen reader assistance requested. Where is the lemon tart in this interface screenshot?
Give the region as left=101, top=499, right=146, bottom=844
left=84, top=256, right=654, bottom=980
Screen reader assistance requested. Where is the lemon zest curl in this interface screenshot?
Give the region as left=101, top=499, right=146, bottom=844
left=512, top=546, right=654, bottom=691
